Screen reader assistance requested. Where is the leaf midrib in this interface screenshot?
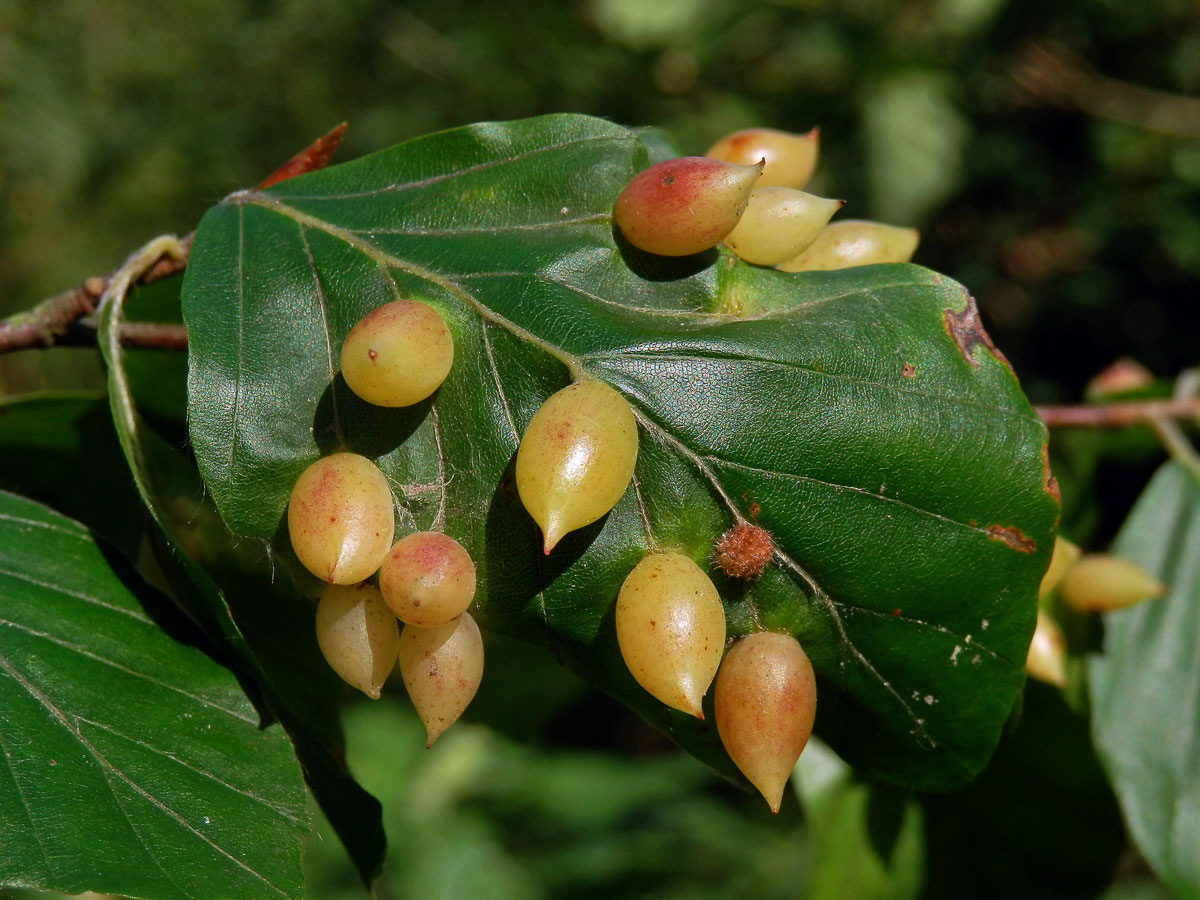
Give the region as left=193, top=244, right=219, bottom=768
left=220, top=187, right=1011, bottom=768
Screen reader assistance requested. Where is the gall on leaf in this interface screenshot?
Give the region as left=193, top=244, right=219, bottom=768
left=713, top=523, right=774, bottom=579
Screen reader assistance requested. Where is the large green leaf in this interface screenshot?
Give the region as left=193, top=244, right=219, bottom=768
left=0, top=490, right=307, bottom=899
left=182, top=113, right=1058, bottom=790
left=1090, top=461, right=1200, bottom=897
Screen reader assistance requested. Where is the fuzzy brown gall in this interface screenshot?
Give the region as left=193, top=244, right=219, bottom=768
left=714, top=524, right=774, bottom=579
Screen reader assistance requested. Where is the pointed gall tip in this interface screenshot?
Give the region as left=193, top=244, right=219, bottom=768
left=761, top=783, right=787, bottom=814
left=806, top=126, right=820, bottom=140
left=542, top=521, right=565, bottom=555
left=366, top=687, right=382, bottom=700
left=681, top=692, right=705, bottom=720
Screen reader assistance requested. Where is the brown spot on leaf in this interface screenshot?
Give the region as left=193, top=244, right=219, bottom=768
left=987, top=524, right=1036, bottom=554
left=1041, top=442, right=1061, bottom=506
left=901, top=363, right=916, bottom=378
left=943, top=293, right=1011, bottom=371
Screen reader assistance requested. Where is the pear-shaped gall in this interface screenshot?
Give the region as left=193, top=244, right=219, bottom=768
left=714, top=632, right=817, bottom=813
left=1026, top=609, right=1067, bottom=687
left=616, top=552, right=726, bottom=718
left=776, top=220, right=919, bottom=272
left=516, top=380, right=638, bottom=554
left=1038, top=535, right=1082, bottom=600
left=315, top=584, right=400, bottom=699
left=288, top=453, right=395, bottom=584
left=705, top=127, right=821, bottom=189
left=380, top=531, right=477, bottom=627
left=398, top=612, right=485, bottom=747
left=340, top=299, right=454, bottom=407
left=1058, top=554, right=1166, bottom=613
left=614, top=156, right=763, bottom=256
left=724, top=188, right=844, bottom=266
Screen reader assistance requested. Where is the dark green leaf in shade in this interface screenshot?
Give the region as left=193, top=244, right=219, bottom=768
left=1090, top=462, right=1200, bottom=897
left=181, top=113, right=1058, bottom=790
left=96, top=265, right=387, bottom=885
left=920, top=680, right=1124, bottom=900
left=0, top=491, right=307, bottom=899
left=0, top=391, right=146, bottom=556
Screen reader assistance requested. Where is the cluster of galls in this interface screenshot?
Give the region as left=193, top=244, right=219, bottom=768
left=1026, top=535, right=1166, bottom=687
left=284, top=130, right=886, bottom=810
left=288, top=299, right=481, bottom=747
left=614, top=127, right=919, bottom=270
left=517, top=383, right=815, bottom=814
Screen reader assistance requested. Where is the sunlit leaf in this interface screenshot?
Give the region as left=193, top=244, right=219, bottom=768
left=182, top=113, right=1058, bottom=790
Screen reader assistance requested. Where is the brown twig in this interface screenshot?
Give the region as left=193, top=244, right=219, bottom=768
left=0, top=280, right=107, bottom=353
left=0, top=239, right=192, bottom=354
left=0, top=123, right=346, bottom=357
left=1012, top=38, right=1200, bottom=138
left=71, top=319, right=189, bottom=350
left=1036, top=396, right=1200, bottom=428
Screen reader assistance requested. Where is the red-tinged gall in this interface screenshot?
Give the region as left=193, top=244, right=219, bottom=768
left=614, top=156, right=763, bottom=257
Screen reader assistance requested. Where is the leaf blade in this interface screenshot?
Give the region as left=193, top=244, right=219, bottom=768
left=183, top=113, right=1058, bottom=790
left=1090, top=461, right=1200, bottom=896
left=0, top=491, right=307, bottom=900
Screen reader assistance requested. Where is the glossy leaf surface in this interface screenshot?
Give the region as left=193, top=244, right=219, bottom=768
left=183, top=113, right=1057, bottom=789
left=1090, top=462, right=1200, bottom=896
left=0, top=491, right=307, bottom=899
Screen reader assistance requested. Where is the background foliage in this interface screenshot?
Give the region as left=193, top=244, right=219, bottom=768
left=1, top=0, right=1197, bottom=897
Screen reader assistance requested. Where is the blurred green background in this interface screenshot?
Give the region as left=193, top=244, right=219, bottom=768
left=1, top=0, right=1196, bottom=896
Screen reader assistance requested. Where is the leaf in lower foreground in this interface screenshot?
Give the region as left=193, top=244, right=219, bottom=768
left=0, top=490, right=307, bottom=900
left=182, top=113, right=1059, bottom=790
left=97, top=276, right=386, bottom=886
left=1090, top=461, right=1200, bottom=897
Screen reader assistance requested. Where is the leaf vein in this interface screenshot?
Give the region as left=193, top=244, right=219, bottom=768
left=78, top=717, right=304, bottom=823
left=480, top=320, right=520, bottom=446
left=0, top=617, right=258, bottom=724
left=0, top=653, right=291, bottom=898
left=0, top=691, right=56, bottom=880
left=631, top=407, right=937, bottom=748
left=589, top=351, right=1034, bottom=423
left=346, top=213, right=609, bottom=236
left=296, top=223, right=343, bottom=446
left=269, top=133, right=631, bottom=201
left=0, top=564, right=153, bottom=624
left=0, top=511, right=88, bottom=541
left=705, top=457, right=991, bottom=537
